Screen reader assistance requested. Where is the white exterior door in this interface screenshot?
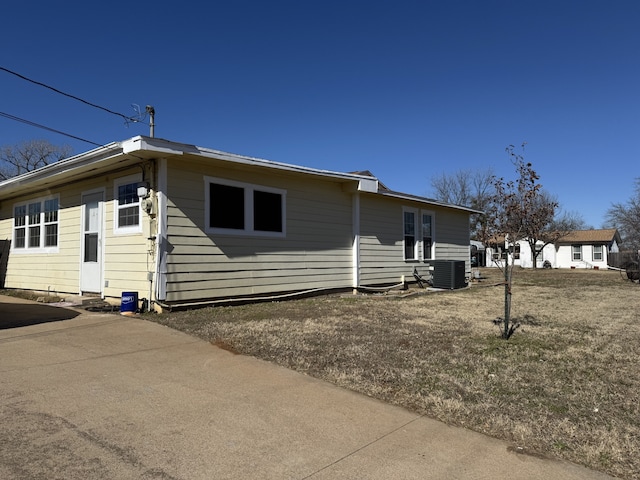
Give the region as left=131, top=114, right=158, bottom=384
left=81, top=191, right=103, bottom=293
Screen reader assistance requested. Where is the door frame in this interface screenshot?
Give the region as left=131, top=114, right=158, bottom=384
left=79, top=188, right=105, bottom=295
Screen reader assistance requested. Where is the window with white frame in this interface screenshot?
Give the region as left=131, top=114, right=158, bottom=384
left=114, top=175, right=142, bottom=234
left=592, top=245, right=603, bottom=261
left=204, top=177, right=286, bottom=237
left=13, top=196, right=59, bottom=252
left=404, top=208, right=435, bottom=261
left=572, top=245, right=582, bottom=261
left=422, top=211, right=434, bottom=260
left=403, top=209, right=417, bottom=260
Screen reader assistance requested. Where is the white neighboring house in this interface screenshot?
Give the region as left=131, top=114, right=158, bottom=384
left=551, top=229, right=620, bottom=269
left=483, top=229, right=621, bottom=269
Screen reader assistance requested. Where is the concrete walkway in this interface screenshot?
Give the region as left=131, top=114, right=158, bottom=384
left=0, top=295, right=617, bottom=479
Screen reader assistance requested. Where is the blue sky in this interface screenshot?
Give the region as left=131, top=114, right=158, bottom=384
left=2, top=1, right=639, bottom=228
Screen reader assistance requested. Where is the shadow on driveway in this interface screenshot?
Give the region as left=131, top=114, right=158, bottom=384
left=0, top=301, right=81, bottom=329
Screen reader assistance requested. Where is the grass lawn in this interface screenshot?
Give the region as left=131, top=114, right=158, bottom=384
left=149, top=267, right=640, bottom=479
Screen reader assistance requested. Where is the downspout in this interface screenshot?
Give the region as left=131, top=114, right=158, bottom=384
left=154, top=157, right=168, bottom=306
left=352, top=191, right=360, bottom=293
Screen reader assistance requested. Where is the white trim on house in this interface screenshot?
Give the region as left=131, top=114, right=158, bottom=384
left=113, top=173, right=143, bottom=235
left=122, top=136, right=381, bottom=191
left=403, top=207, right=438, bottom=263
left=403, top=207, right=419, bottom=261
left=155, top=157, right=168, bottom=301
left=421, top=209, right=435, bottom=261
left=11, top=194, right=60, bottom=255
left=79, top=187, right=106, bottom=295
left=378, top=189, right=481, bottom=215
left=352, top=192, right=361, bottom=288
left=203, top=176, right=287, bottom=238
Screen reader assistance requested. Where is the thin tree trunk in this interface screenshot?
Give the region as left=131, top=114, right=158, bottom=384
left=531, top=243, right=538, bottom=269
left=504, top=255, right=511, bottom=338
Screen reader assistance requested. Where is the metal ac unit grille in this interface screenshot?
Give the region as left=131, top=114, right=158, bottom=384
left=432, top=260, right=466, bottom=289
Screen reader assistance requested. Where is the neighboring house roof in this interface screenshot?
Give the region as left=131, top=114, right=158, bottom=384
left=475, top=230, right=621, bottom=247
left=0, top=136, right=481, bottom=215
left=472, top=235, right=505, bottom=246
left=555, top=229, right=621, bottom=245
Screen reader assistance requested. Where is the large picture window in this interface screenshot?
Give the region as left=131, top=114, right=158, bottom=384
left=13, top=196, right=59, bottom=252
left=114, top=175, right=142, bottom=234
left=205, top=177, right=286, bottom=237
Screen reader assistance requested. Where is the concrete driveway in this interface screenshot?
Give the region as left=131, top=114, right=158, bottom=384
left=0, top=296, right=616, bottom=480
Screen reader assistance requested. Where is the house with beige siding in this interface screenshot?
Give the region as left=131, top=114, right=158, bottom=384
left=0, top=136, right=478, bottom=311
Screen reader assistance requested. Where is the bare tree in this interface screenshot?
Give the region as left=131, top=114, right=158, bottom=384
left=430, top=168, right=494, bottom=238
left=481, top=144, right=555, bottom=339
left=0, top=140, right=72, bottom=180
left=605, top=179, right=640, bottom=251
left=520, top=192, right=585, bottom=268
left=542, top=209, right=586, bottom=242
left=551, top=210, right=587, bottom=231
left=430, top=170, right=472, bottom=205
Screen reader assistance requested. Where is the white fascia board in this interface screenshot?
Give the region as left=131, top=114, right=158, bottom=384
left=0, top=134, right=381, bottom=199
left=0, top=142, right=123, bottom=198
left=193, top=145, right=376, bottom=184
left=377, top=190, right=484, bottom=215
left=125, top=136, right=373, bottom=185
left=122, top=136, right=186, bottom=156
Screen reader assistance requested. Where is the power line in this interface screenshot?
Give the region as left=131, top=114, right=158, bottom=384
left=0, top=111, right=103, bottom=147
left=0, top=66, right=142, bottom=124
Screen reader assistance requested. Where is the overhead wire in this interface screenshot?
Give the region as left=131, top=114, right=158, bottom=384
left=0, top=66, right=142, bottom=124
left=0, top=111, right=103, bottom=147
left=0, top=66, right=152, bottom=148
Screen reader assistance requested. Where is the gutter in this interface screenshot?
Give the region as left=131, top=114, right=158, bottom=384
left=375, top=189, right=484, bottom=215
left=0, top=143, right=122, bottom=192
left=122, top=136, right=381, bottom=187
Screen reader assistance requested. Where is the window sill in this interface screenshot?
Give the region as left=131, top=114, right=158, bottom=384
left=11, top=247, right=60, bottom=255
left=206, top=228, right=286, bottom=239
left=113, top=226, right=143, bottom=235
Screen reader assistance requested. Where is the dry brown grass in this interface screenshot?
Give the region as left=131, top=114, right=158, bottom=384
left=150, top=268, right=640, bottom=479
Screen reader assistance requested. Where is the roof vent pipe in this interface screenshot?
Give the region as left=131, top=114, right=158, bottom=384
left=146, top=105, right=155, bottom=138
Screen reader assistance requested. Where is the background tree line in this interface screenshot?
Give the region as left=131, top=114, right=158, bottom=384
left=430, top=146, right=587, bottom=262
left=0, top=139, right=71, bottom=181
left=430, top=158, right=639, bottom=252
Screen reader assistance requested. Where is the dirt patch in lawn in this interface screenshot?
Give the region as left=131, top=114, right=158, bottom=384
left=149, top=268, right=640, bottom=479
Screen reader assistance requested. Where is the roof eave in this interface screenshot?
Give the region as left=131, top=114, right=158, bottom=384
left=375, top=189, right=483, bottom=214
left=0, top=136, right=379, bottom=199
left=0, top=141, right=125, bottom=199
left=126, top=136, right=382, bottom=186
